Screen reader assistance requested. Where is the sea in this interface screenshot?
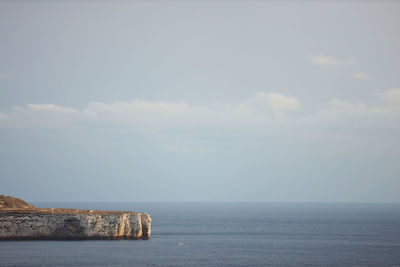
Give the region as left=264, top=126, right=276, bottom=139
left=1, top=202, right=400, bottom=266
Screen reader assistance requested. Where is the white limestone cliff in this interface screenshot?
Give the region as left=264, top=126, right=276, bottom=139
left=0, top=195, right=151, bottom=240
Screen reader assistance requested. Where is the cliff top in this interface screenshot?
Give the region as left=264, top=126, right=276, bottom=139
left=0, top=195, right=138, bottom=215
left=0, top=195, right=36, bottom=210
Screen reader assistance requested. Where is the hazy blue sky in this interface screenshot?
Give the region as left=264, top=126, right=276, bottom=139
left=1, top=1, right=399, bottom=202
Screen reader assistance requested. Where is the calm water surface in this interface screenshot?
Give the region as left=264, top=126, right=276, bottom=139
left=1, top=202, right=400, bottom=266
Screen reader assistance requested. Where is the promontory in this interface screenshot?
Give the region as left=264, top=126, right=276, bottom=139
left=0, top=195, right=151, bottom=240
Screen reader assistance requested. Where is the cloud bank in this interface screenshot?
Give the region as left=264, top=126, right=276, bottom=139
left=0, top=91, right=399, bottom=138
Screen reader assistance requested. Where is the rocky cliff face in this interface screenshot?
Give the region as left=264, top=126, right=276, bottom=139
left=0, top=195, right=151, bottom=240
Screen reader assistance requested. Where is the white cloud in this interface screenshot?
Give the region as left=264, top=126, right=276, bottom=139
left=82, top=92, right=302, bottom=128
left=83, top=99, right=212, bottom=129
left=239, top=92, right=301, bottom=117
left=0, top=92, right=302, bottom=130
left=352, top=72, right=370, bottom=80
left=0, top=91, right=399, bottom=135
left=26, top=104, right=79, bottom=114
left=311, top=55, right=356, bottom=66
left=85, top=100, right=191, bottom=119
left=327, top=98, right=388, bottom=116
left=0, top=104, right=81, bottom=129
left=379, top=88, right=400, bottom=105
left=295, top=97, right=398, bottom=140
left=329, top=98, right=367, bottom=110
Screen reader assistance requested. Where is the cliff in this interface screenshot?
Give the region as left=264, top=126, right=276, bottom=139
left=0, top=195, right=151, bottom=240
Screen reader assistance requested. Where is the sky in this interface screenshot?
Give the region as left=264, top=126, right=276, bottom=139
left=0, top=1, right=399, bottom=202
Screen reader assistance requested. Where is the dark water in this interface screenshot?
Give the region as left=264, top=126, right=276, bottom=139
left=1, top=202, right=400, bottom=266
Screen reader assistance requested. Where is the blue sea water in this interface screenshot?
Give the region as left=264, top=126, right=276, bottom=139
left=1, top=202, right=400, bottom=266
